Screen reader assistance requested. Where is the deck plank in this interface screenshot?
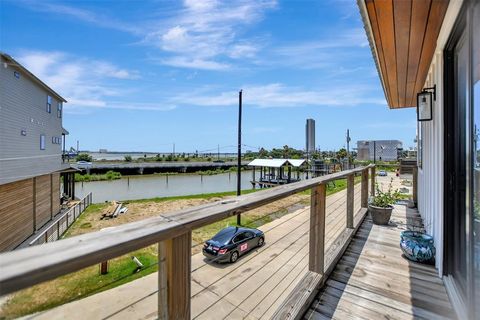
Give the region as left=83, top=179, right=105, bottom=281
left=304, top=206, right=456, bottom=320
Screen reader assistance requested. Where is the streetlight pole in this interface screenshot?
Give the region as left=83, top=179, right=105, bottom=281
left=237, top=90, right=242, bottom=225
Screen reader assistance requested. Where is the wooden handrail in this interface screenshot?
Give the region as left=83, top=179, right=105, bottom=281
left=0, top=165, right=375, bottom=320
left=0, top=165, right=373, bottom=296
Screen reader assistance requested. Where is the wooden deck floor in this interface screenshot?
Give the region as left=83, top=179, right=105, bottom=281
left=304, top=206, right=456, bottom=320
left=190, top=184, right=363, bottom=319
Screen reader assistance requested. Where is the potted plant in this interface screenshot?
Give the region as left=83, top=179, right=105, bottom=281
left=368, top=179, right=400, bottom=225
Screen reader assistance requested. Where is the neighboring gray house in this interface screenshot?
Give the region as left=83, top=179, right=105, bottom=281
left=0, top=52, right=68, bottom=184
left=0, top=52, right=72, bottom=251
left=356, top=140, right=402, bottom=161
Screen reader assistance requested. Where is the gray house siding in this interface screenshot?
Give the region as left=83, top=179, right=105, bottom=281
left=0, top=55, right=66, bottom=185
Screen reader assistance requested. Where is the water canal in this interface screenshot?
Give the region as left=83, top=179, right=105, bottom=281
left=75, top=171, right=266, bottom=203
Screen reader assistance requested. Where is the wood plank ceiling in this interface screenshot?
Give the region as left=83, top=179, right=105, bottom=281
left=365, top=0, right=449, bottom=109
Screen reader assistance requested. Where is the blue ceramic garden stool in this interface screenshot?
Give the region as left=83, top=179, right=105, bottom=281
left=400, top=231, right=435, bottom=263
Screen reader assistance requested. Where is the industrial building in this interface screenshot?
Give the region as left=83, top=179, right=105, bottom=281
left=356, top=140, right=403, bottom=161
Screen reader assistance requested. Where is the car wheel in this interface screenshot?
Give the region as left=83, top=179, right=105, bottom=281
left=258, top=237, right=265, bottom=247
left=230, top=251, right=239, bottom=263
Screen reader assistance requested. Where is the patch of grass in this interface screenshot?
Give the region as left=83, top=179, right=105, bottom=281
left=0, top=248, right=158, bottom=319
left=79, top=222, right=92, bottom=229
left=126, top=189, right=258, bottom=204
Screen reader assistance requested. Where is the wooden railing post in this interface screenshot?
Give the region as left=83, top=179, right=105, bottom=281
left=370, top=166, right=375, bottom=196
left=158, top=232, right=191, bottom=320
left=346, top=174, right=354, bottom=229
left=413, top=166, right=418, bottom=206
left=309, top=184, right=326, bottom=274
left=361, top=169, right=368, bottom=208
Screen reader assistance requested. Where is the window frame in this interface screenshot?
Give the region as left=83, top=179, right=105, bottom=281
left=40, top=134, right=46, bottom=150
left=47, top=95, right=52, bottom=113
left=57, top=102, right=62, bottom=118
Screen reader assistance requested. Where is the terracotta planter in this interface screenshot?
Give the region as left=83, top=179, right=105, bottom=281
left=368, top=205, right=393, bottom=225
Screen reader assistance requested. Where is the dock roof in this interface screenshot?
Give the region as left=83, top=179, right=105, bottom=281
left=248, top=159, right=306, bottom=168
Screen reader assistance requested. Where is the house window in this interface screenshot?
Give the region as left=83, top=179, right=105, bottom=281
left=40, top=134, right=45, bottom=150
left=47, top=95, right=52, bottom=113
left=57, top=102, right=62, bottom=118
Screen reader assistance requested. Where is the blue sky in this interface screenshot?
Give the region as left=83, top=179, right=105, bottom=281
left=1, top=0, right=416, bottom=153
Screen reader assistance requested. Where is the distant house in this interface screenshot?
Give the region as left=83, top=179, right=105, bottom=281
left=0, top=52, right=73, bottom=251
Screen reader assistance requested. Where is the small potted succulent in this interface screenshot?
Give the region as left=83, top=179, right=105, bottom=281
left=368, top=179, right=400, bottom=225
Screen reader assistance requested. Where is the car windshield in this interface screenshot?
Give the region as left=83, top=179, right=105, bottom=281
left=211, top=228, right=236, bottom=245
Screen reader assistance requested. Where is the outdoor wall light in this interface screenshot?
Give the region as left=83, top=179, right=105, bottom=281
left=417, top=85, right=436, bottom=121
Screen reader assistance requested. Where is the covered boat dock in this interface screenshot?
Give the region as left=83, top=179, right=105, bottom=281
left=248, top=158, right=307, bottom=188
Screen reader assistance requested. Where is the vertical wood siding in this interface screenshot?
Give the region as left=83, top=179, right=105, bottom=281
left=35, top=175, right=52, bottom=229
left=417, top=0, right=463, bottom=277
left=0, top=173, right=62, bottom=252
left=0, top=179, right=34, bottom=252
left=51, top=173, right=60, bottom=215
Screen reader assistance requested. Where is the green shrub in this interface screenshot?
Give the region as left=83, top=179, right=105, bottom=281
left=124, top=155, right=132, bottom=162
left=105, top=170, right=122, bottom=180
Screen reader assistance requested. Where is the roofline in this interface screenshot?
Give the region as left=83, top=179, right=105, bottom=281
left=0, top=52, right=67, bottom=103
left=356, top=0, right=390, bottom=107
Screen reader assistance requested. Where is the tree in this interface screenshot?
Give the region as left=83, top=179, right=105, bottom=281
left=124, top=155, right=133, bottom=162
left=259, top=147, right=268, bottom=158
left=337, top=148, right=348, bottom=160
left=76, top=153, right=92, bottom=162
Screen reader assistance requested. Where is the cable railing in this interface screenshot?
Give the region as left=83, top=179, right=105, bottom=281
left=0, top=166, right=375, bottom=319
left=28, top=192, right=93, bottom=246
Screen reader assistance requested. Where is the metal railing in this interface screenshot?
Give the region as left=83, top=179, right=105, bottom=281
left=28, top=193, right=93, bottom=246
left=0, top=166, right=374, bottom=319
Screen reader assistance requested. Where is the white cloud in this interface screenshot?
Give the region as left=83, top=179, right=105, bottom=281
left=260, top=28, right=370, bottom=69
left=14, top=51, right=161, bottom=112
left=144, top=0, right=277, bottom=69
left=159, top=57, right=230, bottom=71
left=228, top=44, right=259, bottom=59
left=16, top=0, right=142, bottom=35
left=170, top=83, right=386, bottom=108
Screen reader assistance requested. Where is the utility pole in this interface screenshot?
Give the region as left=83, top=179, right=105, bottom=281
left=237, top=90, right=242, bottom=225
left=76, top=140, right=79, bottom=153
left=172, top=143, right=175, bottom=157
left=373, top=141, right=376, bottom=164
left=346, top=129, right=351, bottom=169
left=218, top=144, right=220, bottom=161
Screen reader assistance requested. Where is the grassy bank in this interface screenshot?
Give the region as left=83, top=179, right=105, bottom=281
left=75, top=170, right=122, bottom=182
left=0, top=178, right=358, bottom=319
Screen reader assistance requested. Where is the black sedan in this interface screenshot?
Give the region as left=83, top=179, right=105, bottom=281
left=202, top=226, right=265, bottom=263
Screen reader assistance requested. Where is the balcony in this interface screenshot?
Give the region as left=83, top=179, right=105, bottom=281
left=0, top=165, right=454, bottom=319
